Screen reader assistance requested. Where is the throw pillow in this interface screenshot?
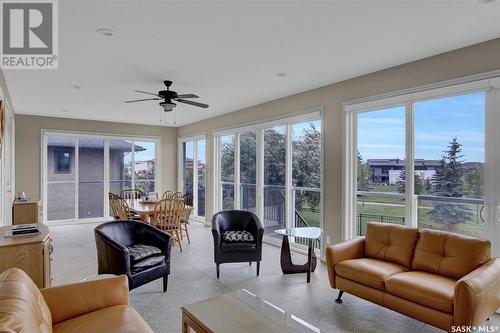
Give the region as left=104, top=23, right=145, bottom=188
left=222, top=230, right=255, bottom=242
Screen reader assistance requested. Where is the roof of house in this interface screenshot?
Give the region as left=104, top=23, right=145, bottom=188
left=47, top=137, right=145, bottom=151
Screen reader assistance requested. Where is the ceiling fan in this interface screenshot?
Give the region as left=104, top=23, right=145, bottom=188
left=125, top=80, right=209, bottom=112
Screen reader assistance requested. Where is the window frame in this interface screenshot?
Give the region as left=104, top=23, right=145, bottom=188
left=213, top=107, right=324, bottom=254
left=177, top=135, right=207, bottom=221
left=342, top=76, right=498, bottom=241
left=41, top=130, right=161, bottom=224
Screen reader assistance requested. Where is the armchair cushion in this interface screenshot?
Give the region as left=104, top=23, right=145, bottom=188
left=221, top=242, right=256, bottom=252
left=127, top=244, right=162, bottom=262
left=222, top=230, right=255, bottom=243
left=131, top=255, right=166, bottom=274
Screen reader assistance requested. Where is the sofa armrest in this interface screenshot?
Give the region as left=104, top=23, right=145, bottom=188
left=454, top=258, right=500, bottom=327
left=41, top=275, right=130, bottom=325
left=325, top=236, right=365, bottom=289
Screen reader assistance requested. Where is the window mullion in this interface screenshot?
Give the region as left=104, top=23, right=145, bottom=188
left=131, top=141, right=135, bottom=189
left=193, top=140, right=198, bottom=216
left=104, top=139, right=110, bottom=218
left=235, top=134, right=241, bottom=210
left=256, top=130, right=264, bottom=221
left=405, top=103, right=417, bottom=227
left=74, top=139, right=79, bottom=222
left=285, top=124, right=293, bottom=228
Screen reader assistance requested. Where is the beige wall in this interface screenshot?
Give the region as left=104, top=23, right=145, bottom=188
left=178, top=38, right=500, bottom=245
left=15, top=115, right=178, bottom=200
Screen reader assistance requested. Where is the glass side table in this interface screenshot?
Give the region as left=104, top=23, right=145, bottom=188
left=274, top=227, right=321, bottom=283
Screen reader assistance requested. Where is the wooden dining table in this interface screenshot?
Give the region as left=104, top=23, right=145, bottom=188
left=126, top=199, right=193, bottom=223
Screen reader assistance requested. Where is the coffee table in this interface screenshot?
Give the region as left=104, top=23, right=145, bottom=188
left=181, top=289, right=319, bottom=333
left=274, top=227, right=321, bottom=283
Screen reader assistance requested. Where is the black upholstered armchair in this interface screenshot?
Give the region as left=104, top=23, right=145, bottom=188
left=94, top=220, right=172, bottom=292
left=212, top=210, right=264, bottom=278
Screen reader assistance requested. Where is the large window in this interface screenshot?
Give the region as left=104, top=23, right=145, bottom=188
left=179, top=137, right=206, bottom=219
left=344, top=79, right=496, bottom=241
left=215, top=110, right=322, bottom=249
left=44, top=133, right=159, bottom=223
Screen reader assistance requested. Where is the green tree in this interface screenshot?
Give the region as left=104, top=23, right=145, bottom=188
left=430, top=137, right=471, bottom=230
left=292, top=124, right=321, bottom=209
left=357, top=151, right=373, bottom=191
left=397, top=167, right=425, bottom=194
left=463, top=164, right=484, bottom=198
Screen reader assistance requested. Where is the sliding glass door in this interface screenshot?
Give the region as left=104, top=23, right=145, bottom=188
left=44, top=133, right=159, bottom=223
left=214, top=111, right=323, bottom=249
left=179, top=137, right=206, bottom=220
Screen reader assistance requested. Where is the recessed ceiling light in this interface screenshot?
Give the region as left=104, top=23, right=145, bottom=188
left=60, top=109, right=69, bottom=113
left=71, top=85, right=82, bottom=90
left=96, top=28, right=115, bottom=38
left=276, top=72, right=287, bottom=78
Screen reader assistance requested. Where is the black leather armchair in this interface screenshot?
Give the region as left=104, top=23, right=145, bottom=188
left=94, top=220, right=172, bottom=292
left=212, top=210, right=264, bottom=278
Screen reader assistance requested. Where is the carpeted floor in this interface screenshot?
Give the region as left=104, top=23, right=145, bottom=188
left=50, top=221, right=499, bottom=333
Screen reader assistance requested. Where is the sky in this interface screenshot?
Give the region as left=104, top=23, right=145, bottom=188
left=357, top=91, right=485, bottom=163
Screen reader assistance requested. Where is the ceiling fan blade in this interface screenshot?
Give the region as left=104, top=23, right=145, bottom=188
left=125, top=98, right=161, bottom=103
left=175, top=98, right=209, bottom=108
left=133, top=90, right=160, bottom=97
left=176, top=94, right=199, bottom=99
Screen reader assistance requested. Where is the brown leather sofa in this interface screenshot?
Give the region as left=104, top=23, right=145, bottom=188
left=326, top=223, right=500, bottom=332
left=0, top=267, right=153, bottom=333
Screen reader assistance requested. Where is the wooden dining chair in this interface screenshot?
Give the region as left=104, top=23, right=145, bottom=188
left=182, top=193, right=193, bottom=206
left=172, top=192, right=184, bottom=199
left=121, top=188, right=145, bottom=200
left=180, top=205, right=193, bottom=244
left=162, top=190, right=174, bottom=199
left=152, top=199, right=185, bottom=252
left=108, top=193, right=138, bottom=220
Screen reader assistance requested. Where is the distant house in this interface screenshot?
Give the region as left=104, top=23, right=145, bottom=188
left=46, top=137, right=146, bottom=221
left=368, top=158, right=441, bottom=184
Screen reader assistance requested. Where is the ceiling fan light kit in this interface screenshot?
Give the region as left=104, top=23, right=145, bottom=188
left=160, top=101, right=176, bottom=112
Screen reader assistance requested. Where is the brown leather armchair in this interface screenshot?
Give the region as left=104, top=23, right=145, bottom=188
left=0, top=267, right=152, bottom=333
left=326, top=223, right=500, bottom=332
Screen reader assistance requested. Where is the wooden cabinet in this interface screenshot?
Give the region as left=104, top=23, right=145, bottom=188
left=12, top=200, right=41, bottom=225
left=0, top=224, right=52, bottom=288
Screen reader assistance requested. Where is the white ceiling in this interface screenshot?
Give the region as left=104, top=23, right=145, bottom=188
left=4, top=0, right=500, bottom=127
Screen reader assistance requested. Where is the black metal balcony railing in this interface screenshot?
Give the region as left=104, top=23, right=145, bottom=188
left=356, top=191, right=485, bottom=238
left=357, top=213, right=405, bottom=236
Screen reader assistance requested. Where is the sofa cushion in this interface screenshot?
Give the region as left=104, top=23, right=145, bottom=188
left=0, top=268, right=52, bottom=333
left=127, top=244, right=161, bottom=262
left=335, top=258, right=408, bottom=291
left=364, top=223, right=420, bottom=268
left=53, top=304, right=153, bottom=333
left=131, top=254, right=165, bottom=274
left=412, top=229, right=491, bottom=279
left=385, top=271, right=456, bottom=313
